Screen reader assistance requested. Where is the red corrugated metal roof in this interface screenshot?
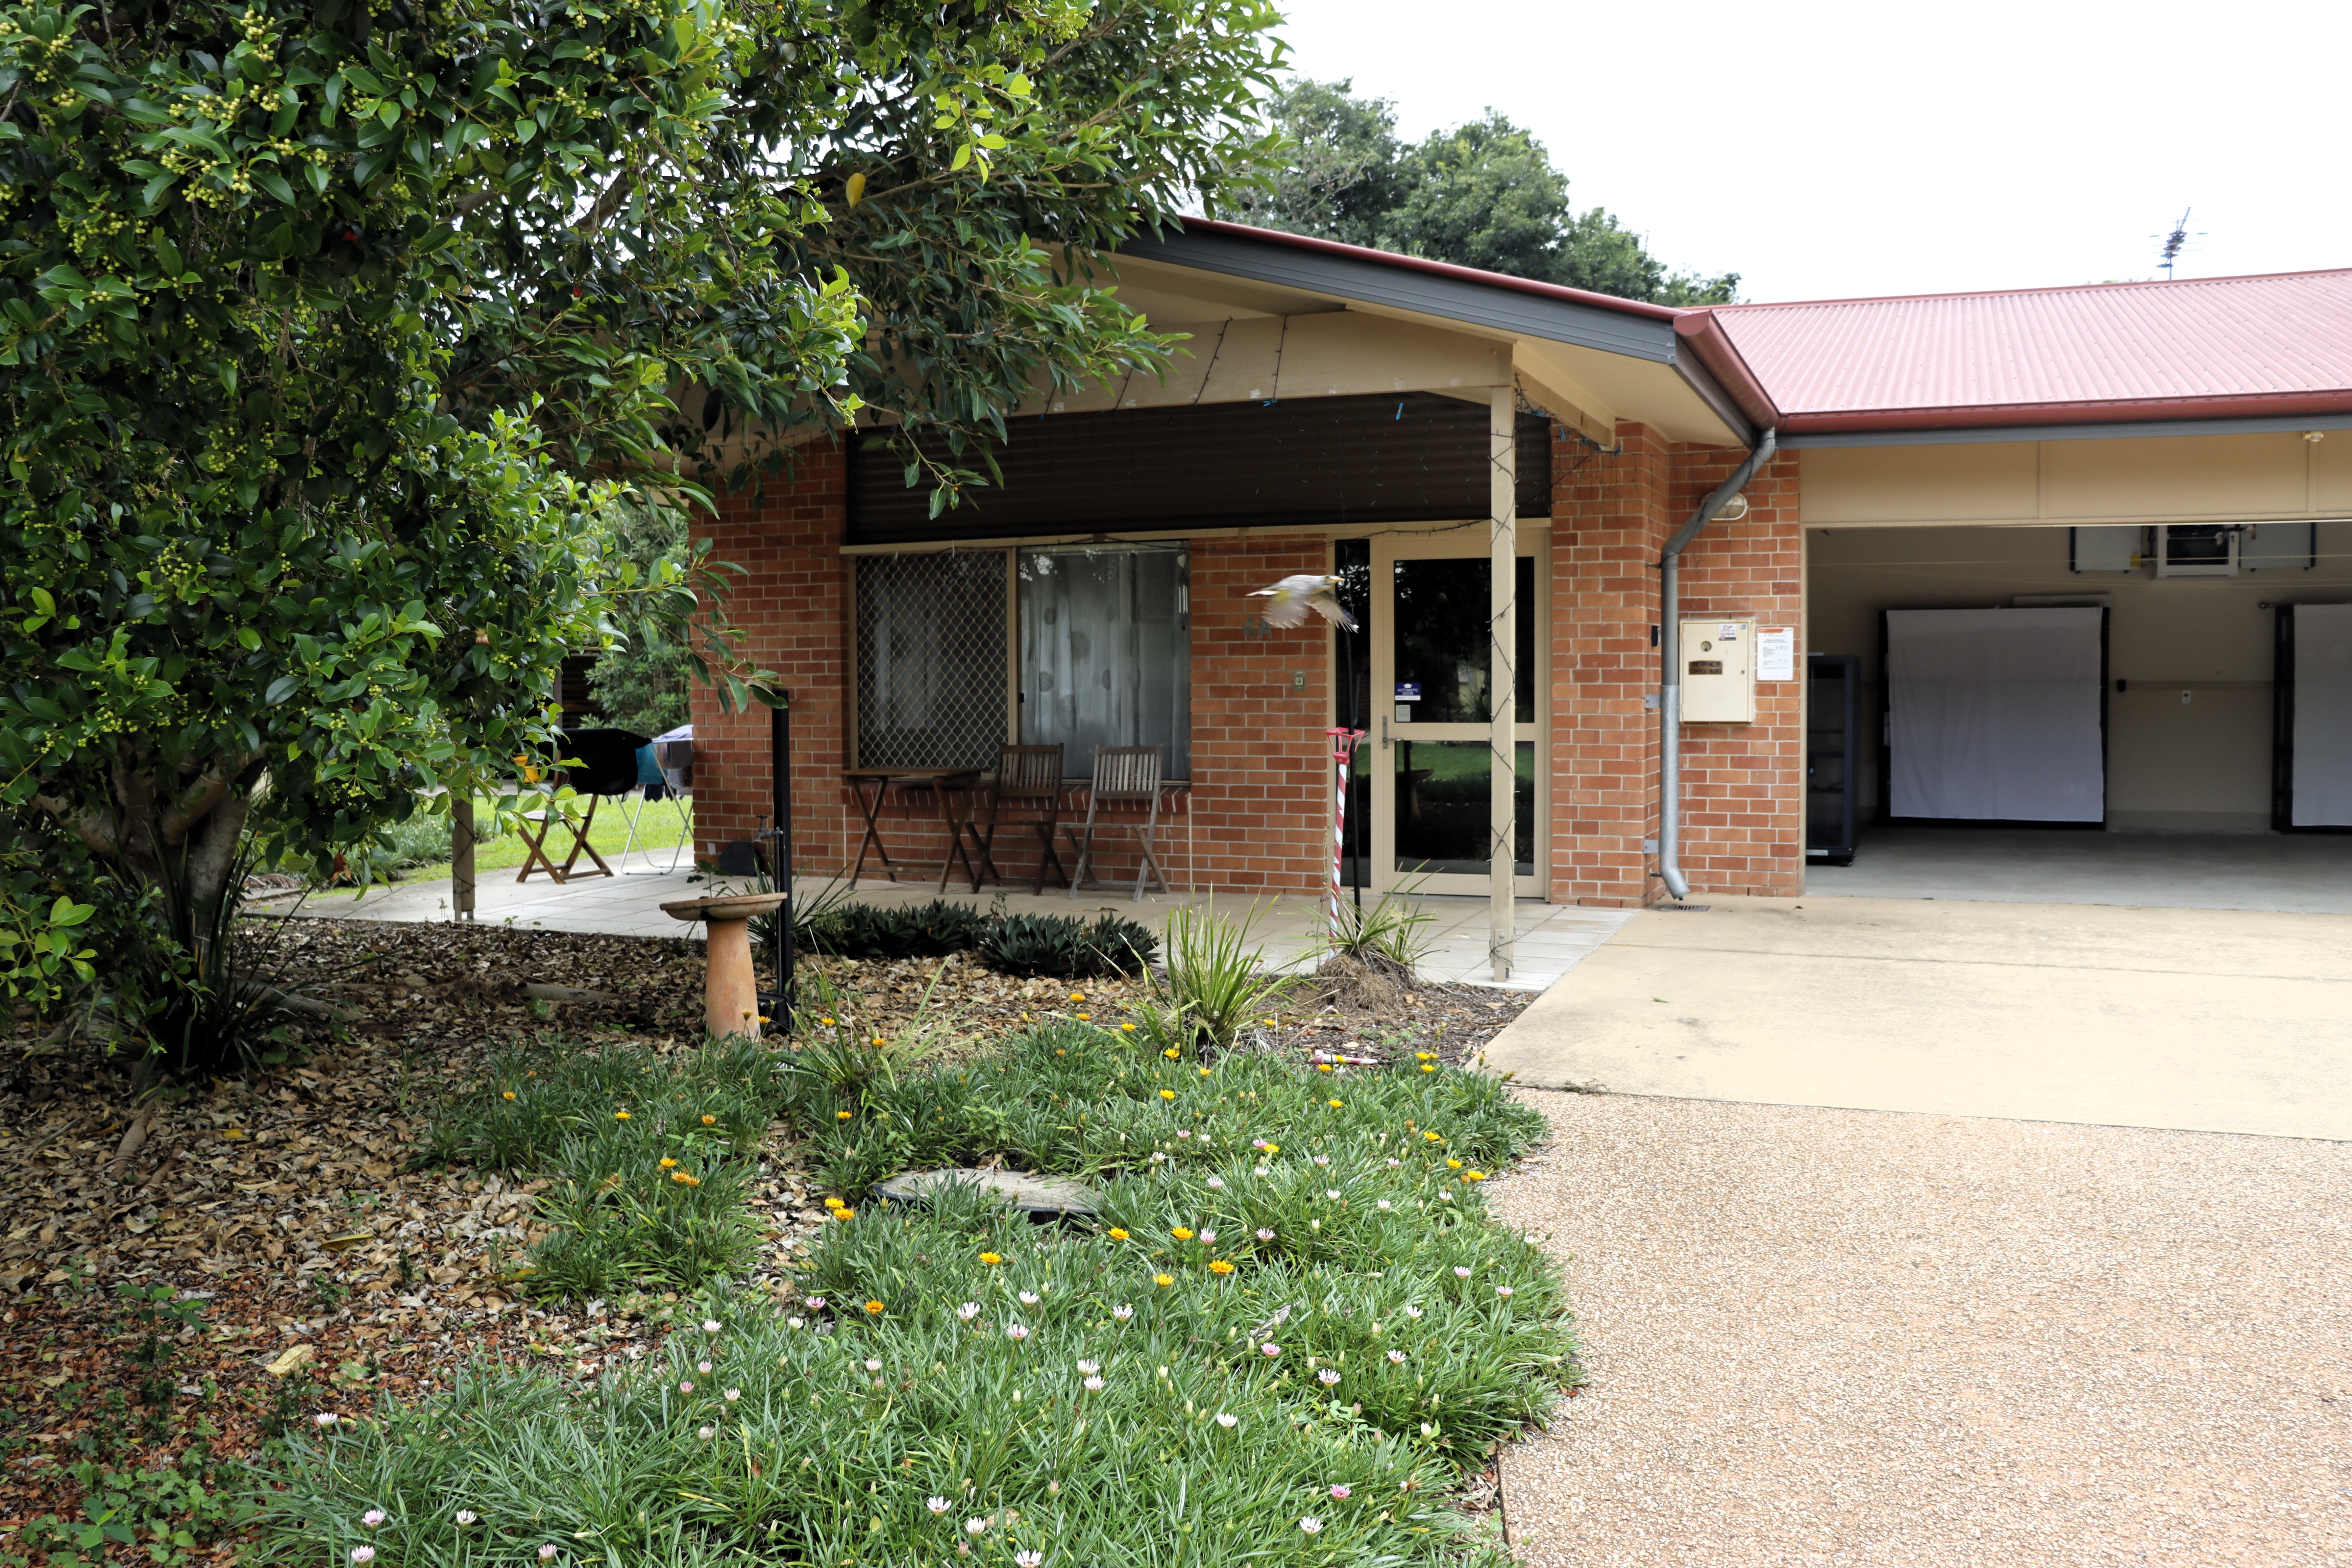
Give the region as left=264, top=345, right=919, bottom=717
left=1704, top=269, right=2352, bottom=433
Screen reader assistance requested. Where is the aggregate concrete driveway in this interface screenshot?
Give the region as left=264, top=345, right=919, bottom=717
left=1478, top=896, right=2352, bottom=1141
left=1487, top=1093, right=2352, bottom=1566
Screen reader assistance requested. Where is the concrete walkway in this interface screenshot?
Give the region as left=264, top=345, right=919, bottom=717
left=1478, top=896, right=2352, bottom=1140
left=1488, top=1093, right=2352, bottom=1566
left=1807, top=826, right=2352, bottom=916
left=285, top=855, right=1632, bottom=992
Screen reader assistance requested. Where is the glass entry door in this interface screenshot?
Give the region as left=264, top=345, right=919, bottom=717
left=1368, top=533, right=1543, bottom=896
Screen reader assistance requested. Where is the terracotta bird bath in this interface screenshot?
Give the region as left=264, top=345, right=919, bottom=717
left=661, top=891, right=787, bottom=1039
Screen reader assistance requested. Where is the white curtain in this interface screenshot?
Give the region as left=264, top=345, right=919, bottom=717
left=1019, top=546, right=1190, bottom=779
left=1887, top=608, right=2104, bottom=823
left=2291, top=604, right=2352, bottom=827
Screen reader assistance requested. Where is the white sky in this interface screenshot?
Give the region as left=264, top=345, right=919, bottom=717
left=1266, top=0, right=2351, bottom=303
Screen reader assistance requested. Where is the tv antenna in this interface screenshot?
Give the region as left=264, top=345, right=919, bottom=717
left=2154, top=210, right=2201, bottom=279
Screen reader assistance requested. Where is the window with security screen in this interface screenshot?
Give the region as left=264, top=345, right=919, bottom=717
left=1018, top=544, right=1190, bottom=780
left=852, top=544, right=1191, bottom=780
left=853, top=552, right=1009, bottom=769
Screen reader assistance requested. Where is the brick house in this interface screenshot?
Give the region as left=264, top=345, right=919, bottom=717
left=686, top=224, right=2352, bottom=950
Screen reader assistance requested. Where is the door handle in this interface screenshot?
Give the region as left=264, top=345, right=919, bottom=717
left=1380, top=716, right=1391, bottom=750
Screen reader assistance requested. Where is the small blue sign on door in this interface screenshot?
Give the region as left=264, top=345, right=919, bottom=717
left=1394, top=682, right=1421, bottom=701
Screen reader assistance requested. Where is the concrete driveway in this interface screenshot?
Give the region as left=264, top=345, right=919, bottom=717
left=1477, top=896, right=2352, bottom=1141
left=1487, top=1093, right=2352, bottom=1566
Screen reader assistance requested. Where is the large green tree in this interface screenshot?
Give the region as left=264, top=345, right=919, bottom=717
left=0, top=0, right=1280, bottom=1031
left=1233, top=78, right=1737, bottom=305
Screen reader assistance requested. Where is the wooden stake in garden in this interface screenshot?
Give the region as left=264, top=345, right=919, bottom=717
left=1326, top=726, right=1366, bottom=939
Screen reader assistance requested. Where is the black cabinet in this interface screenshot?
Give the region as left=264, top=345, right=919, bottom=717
left=1807, top=654, right=1859, bottom=865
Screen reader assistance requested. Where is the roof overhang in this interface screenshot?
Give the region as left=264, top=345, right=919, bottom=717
left=1780, top=406, right=2352, bottom=449
left=1111, top=219, right=1762, bottom=448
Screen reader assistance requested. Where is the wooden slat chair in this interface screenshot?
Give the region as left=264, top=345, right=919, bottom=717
left=972, top=744, right=1068, bottom=893
left=1065, top=745, right=1169, bottom=901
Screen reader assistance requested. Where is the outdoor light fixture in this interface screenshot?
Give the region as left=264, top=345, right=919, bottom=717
left=1715, top=493, right=1750, bottom=522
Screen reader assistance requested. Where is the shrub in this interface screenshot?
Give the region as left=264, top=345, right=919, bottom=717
left=1127, top=902, right=1292, bottom=1056
left=972, top=911, right=1158, bottom=979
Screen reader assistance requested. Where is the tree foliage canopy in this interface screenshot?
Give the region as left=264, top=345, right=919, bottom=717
left=1232, top=78, right=1737, bottom=305
left=0, top=0, right=1281, bottom=1032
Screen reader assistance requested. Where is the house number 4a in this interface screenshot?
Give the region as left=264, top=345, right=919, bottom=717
left=1242, top=614, right=1271, bottom=640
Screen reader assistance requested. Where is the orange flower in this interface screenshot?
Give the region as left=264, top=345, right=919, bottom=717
left=1446, top=1158, right=1463, bottom=1170
left=1208, top=1259, right=1235, bottom=1275
left=1077, top=1012, right=1091, bottom=1021
left=1152, top=1273, right=1174, bottom=1288
left=701, top=1114, right=717, bottom=1126
left=979, top=1252, right=1003, bottom=1266
left=1107, top=1228, right=1130, bottom=1241
left=1317, top=1063, right=1332, bottom=1073
left=836, top=1110, right=853, bottom=1121
left=1327, top=1099, right=1343, bottom=1109
left=863, top=1300, right=885, bottom=1315
left=1170, top=1227, right=1193, bottom=1241
left=1162, top=1048, right=1180, bottom=1060
left=659, top=1157, right=678, bottom=1169
left=1159, top=1090, right=1176, bottom=1101
left=1465, top=1170, right=1487, bottom=1182
left=615, top=1110, right=631, bottom=1121
left=670, top=1171, right=700, bottom=1186
left=502, top=1091, right=516, bottom=1101
left=834, top=1207, right=856, bottom=1220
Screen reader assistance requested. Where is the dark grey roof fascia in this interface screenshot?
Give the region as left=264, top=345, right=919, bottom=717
left=1782, top=410, right=2352, bottom=448
left=1117, top=227, right=1679, bottom=364
left=1667, top=358, right=1756, bottom=447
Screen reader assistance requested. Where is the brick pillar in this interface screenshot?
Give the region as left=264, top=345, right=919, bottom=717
left=1547, top=422, right=1674, bottom=906
left=1668, top=445, right=1804, bottom=897
left=687, top=441, right=854, bottom=875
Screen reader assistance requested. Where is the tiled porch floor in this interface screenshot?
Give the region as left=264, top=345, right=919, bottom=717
left=284, top=851, right=1629, bottom=991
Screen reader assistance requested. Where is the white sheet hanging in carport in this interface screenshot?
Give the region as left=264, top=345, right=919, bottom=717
left=1887, top=608, right=2104, bottom=822
left=2291, top=604, right=2352, bottom=827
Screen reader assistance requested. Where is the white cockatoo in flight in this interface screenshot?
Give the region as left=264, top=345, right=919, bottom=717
left=1249, top=573, right=1357, bottom=632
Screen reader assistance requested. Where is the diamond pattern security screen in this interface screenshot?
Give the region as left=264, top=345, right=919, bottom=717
left=855, top=552, right=1008, bottom=769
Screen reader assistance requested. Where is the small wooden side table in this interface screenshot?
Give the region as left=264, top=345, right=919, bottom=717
left=842, top=767, right=986, bottom=891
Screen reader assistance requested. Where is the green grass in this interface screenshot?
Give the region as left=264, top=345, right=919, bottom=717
left=427, top=1036, right=791, bottom=1297
left=255, top=1019, right=1570, bottom=1567
left=373, top=794, right=695, bottom=888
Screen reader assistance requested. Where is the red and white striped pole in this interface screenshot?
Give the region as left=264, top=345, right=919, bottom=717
left=1325, top=726, right=1367, bottom=939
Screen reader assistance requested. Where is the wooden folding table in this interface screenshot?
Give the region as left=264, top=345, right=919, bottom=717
left=842, top=767, right=987, bottom=891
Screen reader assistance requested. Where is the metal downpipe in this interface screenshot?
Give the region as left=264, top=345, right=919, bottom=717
left=1658, top=427, right=1777, bottom=902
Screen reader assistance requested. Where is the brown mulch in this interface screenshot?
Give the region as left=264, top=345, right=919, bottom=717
left=0, top=917, right=1528, bottom=1558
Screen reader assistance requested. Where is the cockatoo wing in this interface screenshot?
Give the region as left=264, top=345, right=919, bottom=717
left=1307, top=587, right=1358, bottom=632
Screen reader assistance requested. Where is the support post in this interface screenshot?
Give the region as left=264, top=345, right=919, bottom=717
left=452, top=795, right=475, bottom=922
left=771, top=696, right=795, bottom=1031
left=1489, top=386, right=1517, bottom=982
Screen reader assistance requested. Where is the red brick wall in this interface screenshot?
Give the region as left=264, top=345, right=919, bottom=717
left=1666, top=445, right=1804, bottom=898
left=688, top=441, right=857, bottom=876
left=1546, top=422, right=1672, bottom=906
left=1543, top=426, right=1804, bottom=905
left=1185, top=535, right=1334, bottom=895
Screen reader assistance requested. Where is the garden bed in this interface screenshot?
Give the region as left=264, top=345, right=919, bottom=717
left=0, top=918, right=1540, bottom=1565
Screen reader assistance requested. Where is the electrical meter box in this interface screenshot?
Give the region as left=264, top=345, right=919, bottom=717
left=1679, top=618, right=1756, bottom=723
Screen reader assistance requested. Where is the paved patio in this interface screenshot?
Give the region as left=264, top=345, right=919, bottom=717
left=283, top=852, right=1631, bottom=991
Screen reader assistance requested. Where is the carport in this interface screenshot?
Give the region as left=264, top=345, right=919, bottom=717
left=1709, top=269, right=2352, bottom=911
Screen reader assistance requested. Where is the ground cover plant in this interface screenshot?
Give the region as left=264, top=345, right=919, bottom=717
left=256, top=1016, right=1569, bottom=1567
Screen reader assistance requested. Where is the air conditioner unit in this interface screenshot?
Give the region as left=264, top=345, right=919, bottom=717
left=2154, top=524, right=2238, bottom=578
